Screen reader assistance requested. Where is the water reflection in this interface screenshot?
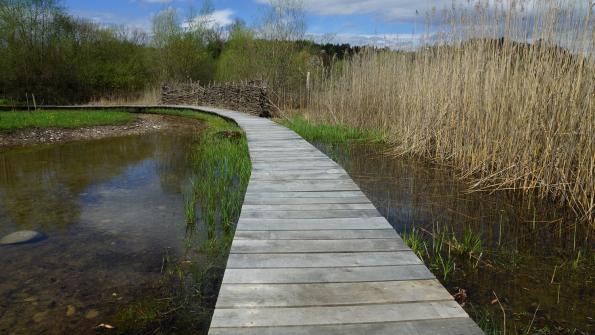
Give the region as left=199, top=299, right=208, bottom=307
left=0, top=121, right=200, bottom=334
left=318, top=142, right=594, bottom=334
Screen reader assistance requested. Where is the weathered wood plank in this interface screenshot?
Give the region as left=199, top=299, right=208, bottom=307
left=249, top=147, right=318, bottom=152
left=251, top=166, right=344, bottom=172
left=239, top=209, right=381, bottom=219
left=226, top=251, right=422, bottom=268
left=209, top=318, right=484, bottom=335
left=241, top=203, right=376, bottom=211
left=246, top=182, right=359, bottom=193
left=237, top=217, right=392, bottom=231
left=243, top=191, right=367, bottom=198
left=252, top=161, right=340, bottom=171
left=221, top=265, right=435, bottom=284
left=242, top=196, right=371, bottom=205
left=209, top=301, right=469, bottom=328
left=231, top=239, right=407, bottom=253
left=216, top=280, right=451, bottom=308
left=250, top=173, right=352, bottom=181
left=234, top=229, right=399, bottom=240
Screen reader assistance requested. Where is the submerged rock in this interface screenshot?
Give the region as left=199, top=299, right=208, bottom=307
left=66, top=305, right=76, bottom=317
left=32, top=311, right=47, bottom=323
left=85, top=309, right=99, bottom=319
left=0, top=230, right=45, bottom=245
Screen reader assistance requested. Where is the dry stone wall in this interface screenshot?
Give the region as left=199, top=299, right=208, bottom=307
left=161, top=82, right=277, bottom=118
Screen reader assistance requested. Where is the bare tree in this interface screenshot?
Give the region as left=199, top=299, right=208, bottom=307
left=260, top=0, right=306, bottom=41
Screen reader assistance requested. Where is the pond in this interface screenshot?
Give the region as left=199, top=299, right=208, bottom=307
left=0, top=117, right=203, bottom=334
left=317, top=142, right=594, bottom=335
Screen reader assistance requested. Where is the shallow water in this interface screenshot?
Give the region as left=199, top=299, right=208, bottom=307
left=317, top=142, right=594, bottom=334
left=0, top=121, right=201, bottom=334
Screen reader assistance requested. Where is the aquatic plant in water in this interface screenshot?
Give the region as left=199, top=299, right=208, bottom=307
left=114, top=108, right=250, bottom=334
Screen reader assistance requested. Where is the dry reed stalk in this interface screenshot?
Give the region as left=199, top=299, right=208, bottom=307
left=307, top=0, right=595, bottom=223
left=89, top=86, right=162, bottom=106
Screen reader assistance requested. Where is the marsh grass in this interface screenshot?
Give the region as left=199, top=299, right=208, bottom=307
left=306, top=1, right=595, bottom=223
left=89, top=86, right=162, bottom=106
left=0, top=98, right=16, bottom=106
left=472, top=307, right=504, bottom=335
left=184, top=191, right=197, bottom=225
left=0, top=110, right=135, bottom=131
left=278, top=115, right=385, bottom=143
left=452, top=228, right=483, bottom=258
left=114, top=108, right=250, bottom=334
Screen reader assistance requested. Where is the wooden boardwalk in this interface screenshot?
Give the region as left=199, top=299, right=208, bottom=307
left=193, top=107, right=484, bottom=334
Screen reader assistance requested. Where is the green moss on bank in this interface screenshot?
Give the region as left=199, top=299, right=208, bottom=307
left=0, top=110, right=135, bottom=131
left=277, top=116, right=385, bottom=143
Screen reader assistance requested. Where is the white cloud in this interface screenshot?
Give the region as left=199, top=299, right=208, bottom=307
left=184, top=9, right=235, bottom=30
left=255, top=0, right=454, bottom=22
left=308, top=32, right=439, bottom=50
left=255, top=0, right=583, bottom=24
left=69, top=9, right=152, bottom=31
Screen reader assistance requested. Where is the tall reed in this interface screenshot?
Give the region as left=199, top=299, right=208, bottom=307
left=307, top=0, right=594, bottom=222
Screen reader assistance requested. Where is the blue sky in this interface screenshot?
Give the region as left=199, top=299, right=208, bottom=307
left=63, top=0, right=457, bottom=47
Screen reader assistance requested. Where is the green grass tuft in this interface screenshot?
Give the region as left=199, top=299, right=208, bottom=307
left=0, top=110, right=135, bottom=131
left=0, top=98, right=16, bottom=106
left=277, top=116, right=385, bottom=143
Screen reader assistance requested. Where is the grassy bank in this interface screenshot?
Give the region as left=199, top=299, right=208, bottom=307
left=278, top=115, right=385, bottom=143
left=115, top=108, right=250, bottom=334
left=306, top=2, right=594, bottom=223
left=0, top=110, right=135, bottom=131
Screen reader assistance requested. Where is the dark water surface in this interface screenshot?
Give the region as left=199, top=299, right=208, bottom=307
left=0, top=121, right=200, bottom=334
left=318, top=142, right=593, bottom=334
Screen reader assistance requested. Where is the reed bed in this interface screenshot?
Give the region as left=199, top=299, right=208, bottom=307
left=89, top=86, right=162, bottom=106
left=306, top=0, right=594, bottom=223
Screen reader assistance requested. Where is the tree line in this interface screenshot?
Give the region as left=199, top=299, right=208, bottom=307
left=0, top=0, right=359, bottom=105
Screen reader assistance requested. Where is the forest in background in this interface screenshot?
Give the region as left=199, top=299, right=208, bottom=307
left=0, top=0, right=356, bottom=105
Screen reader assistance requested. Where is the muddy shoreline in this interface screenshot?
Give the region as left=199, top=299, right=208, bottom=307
left=0, top=114, right=202, bottom=148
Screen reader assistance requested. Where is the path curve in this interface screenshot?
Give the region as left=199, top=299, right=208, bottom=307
left=48, top=104, right=483, bottom=334
left=194, top=106, right=484, bottom=335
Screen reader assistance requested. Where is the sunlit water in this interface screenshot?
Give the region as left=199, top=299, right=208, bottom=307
left=0, top=121, right=200, bottom=334
left=318, top=142, right=593, bottom=334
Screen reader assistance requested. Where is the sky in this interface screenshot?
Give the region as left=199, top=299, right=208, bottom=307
left=62, top=0, right=458, bottom=48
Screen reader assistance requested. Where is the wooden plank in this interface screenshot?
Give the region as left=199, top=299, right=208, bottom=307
left=250, top=170, right=348, bottom=176
left=246, top=182, right=359, bottom=193
left=250, top=173, right=352, bottom=181
left=247, top=180, right=357, bottom=189
left=234, top=229, right=399, bottom=240
left=241, top=204, right=376, bottom=211
left=216, top=280, right=451, bottom=308
left=226, top=251, right=422, bottom=268
left=209, top=301, right=469, bottom=328
left=237, top=217, right=392, bottom=231
left=231, top=239, right=407, bottom=253
left=251, top=162, right=340, bottom=169
left=242, top=196, right=371, bottom=205
left=239, top=209, right=381, bottom=219
left=250, top=146, right=328, bottom=152
left=243, top=191, right=367, bottom=198
left=249, top=169, right=346, bottom=176
left=250, top=157, right=330, bottom=163
left=209, top=318, right=484, bottom=335
left=221, top=265, right=435, bottom=284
